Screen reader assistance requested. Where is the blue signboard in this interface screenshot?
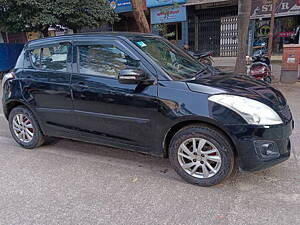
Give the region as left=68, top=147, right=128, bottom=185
left=108, top=0, right=132, bottom=13
left=150, top=4, right=186, bottom=24
left=146, top=0, right=186, bottom=8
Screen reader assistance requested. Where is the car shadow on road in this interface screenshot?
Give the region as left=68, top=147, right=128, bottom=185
left=40, top=137, right=293, bottom=189
left=43, top=137, right=182, bottom=179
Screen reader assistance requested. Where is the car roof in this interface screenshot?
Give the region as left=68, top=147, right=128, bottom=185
left=27, top=32, right=160, bottom=48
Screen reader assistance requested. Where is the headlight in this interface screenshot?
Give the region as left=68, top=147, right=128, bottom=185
left=209, top=94, right=283, bottom=125
left=2, top=72, right=15, bottom=89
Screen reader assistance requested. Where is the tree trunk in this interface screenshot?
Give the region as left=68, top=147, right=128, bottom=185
left=130, top=0, right=150, bottom=33
left=41, top=25, right=49, bottom=37
left=5, top=32, right=9, bottom=43
left=72, top=28, right=78, bottom=33
left=234, top=0, right=252, bottom=74
left=268, top=0, right=277, bottom=58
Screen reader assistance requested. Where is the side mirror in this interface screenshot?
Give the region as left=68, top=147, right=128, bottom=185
left=118, top=68, right=146, bottom=84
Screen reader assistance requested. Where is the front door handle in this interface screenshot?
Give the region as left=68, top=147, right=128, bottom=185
left=73, top=81, right=89, bottom=89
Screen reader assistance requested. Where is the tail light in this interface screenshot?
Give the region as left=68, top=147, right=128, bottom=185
left=2, top=72, right=15, bottom=89
left=250, top=66, right=268, bottom=75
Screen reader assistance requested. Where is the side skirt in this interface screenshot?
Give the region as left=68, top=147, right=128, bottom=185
left=43, top=125, right=163, bottom=158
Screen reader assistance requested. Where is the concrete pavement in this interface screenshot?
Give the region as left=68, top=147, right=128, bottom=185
left=0, top=83, right=299, bottom=225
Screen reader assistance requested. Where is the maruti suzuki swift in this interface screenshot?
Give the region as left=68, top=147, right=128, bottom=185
left=2, top=33, right=294, bottom=186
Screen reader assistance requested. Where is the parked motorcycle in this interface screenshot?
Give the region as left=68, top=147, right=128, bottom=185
left=249, top=51, right=272, bottom=83
left=193, top=51, right=214, bottom=66
left=253, top=39, right=268, bottom=56
left=183, top=45, right=214, bottom=66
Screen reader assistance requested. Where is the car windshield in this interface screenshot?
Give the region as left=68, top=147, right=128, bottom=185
left=130, top=37, right=205, bottom=81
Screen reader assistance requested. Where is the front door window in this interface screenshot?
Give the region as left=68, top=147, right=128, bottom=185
left=78, top=45, right=139, bottom=78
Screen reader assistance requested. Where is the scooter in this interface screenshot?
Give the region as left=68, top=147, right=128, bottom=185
left=183, top=47, right=214, bottom=66
left=253, top=39, right=268, bottom=56
left=249, top=51, right=272, bottom=83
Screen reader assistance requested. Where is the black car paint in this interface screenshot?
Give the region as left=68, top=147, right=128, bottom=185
left=2, top=33, right=293, bottom=171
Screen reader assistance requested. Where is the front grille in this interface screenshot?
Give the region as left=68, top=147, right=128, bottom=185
left=280, top=105, right=292, bottom=121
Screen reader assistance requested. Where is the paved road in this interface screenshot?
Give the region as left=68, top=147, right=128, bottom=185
left=0, top=83, right=299, bottom=225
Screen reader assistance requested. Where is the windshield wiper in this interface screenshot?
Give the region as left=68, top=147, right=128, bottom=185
left=193, top=65, right=211, bottom=79
left=182, top=66, right=214, bottom=82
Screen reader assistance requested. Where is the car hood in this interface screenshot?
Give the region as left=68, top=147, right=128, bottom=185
left=186, top=73, right=287, bottom=109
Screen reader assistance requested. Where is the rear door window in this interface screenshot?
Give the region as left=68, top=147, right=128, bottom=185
left=30, top=48, right=42, bottom=68
left=29, top=43, right=71, bottom=72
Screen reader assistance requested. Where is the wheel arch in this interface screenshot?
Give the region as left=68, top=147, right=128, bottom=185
left=163, top=119, right=238, bottom=158
left=4, top=100, right=46, bottom=135
left=4, top=100, right=28, bottom=119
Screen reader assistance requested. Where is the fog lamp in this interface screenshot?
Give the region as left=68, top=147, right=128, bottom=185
left=254, top=141, right=280, bottom=160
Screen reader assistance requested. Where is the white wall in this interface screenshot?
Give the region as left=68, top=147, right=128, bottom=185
left=0, top=32, right=4, bottom=43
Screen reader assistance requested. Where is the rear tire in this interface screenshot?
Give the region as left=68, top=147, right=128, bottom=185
left=8, top=106, right=45, bottom=149
left=169, top=124, right=235, bottom=187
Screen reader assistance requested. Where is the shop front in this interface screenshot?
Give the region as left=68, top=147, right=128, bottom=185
left=148, top=0, right=188, bottom=47
left=109, top=0, right=148, bottom=32
left=186, top=0, right=238, bottom=56
left=249, top=0, right=300, bottom=56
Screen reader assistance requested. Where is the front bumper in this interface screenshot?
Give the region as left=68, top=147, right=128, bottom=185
left=225, top=119, right=294, bottom=171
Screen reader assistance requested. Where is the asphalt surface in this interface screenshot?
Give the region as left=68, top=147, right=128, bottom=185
left=0, top=83, right=299, bottom=225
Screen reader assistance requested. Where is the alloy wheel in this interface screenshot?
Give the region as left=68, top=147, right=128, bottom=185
left=12, top=113, right=34, bottom=143
left=177, top=138, right=222, bottom=179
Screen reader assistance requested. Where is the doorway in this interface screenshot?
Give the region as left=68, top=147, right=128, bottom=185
left=165, top=23, right=182, bottom=45
left=197, top=19, right=221, bottom=56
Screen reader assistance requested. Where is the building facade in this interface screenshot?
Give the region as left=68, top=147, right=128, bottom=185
left=183, top=0, right=300, bottom=56
left=147, top=0, right=188, bottom=47
left=186, top=0, right=238, bottom=56
left=0, top=32, right=28, bottom=43
left=249, top=0, right=300, bottom=56
left=109, top=0, right=149, bottom=32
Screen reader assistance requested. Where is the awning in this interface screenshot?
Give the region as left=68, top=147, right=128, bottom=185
left=185, top=0, right=233, bottom=6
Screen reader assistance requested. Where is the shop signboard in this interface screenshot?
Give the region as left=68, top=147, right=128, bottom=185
left=185, top=0, right=231, bottom=6
left=251, top=0, right=300, bottom=19
left=108, top=0, right=132, bottom=13
left=278, top=31, right=295, bottom=37
left=150, top=4, right=187, bottom=24
left=146, top=0, right=186, bottom=8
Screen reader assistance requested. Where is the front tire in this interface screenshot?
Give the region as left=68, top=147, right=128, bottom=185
left=169, top=124, right=235, bottom=187
left=264, top=76, right=272, bottom=84
left=8, top=106, right=45, bottom=149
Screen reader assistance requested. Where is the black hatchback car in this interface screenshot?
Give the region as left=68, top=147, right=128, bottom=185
left=2, top=33, right=294, bottom=186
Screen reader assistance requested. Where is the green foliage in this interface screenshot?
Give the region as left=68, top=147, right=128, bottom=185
left=153, top=3, right=178, bottom=39
left=154, top=24, right=175, bottom=39
left=0, top=0, right=119, bottom=34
